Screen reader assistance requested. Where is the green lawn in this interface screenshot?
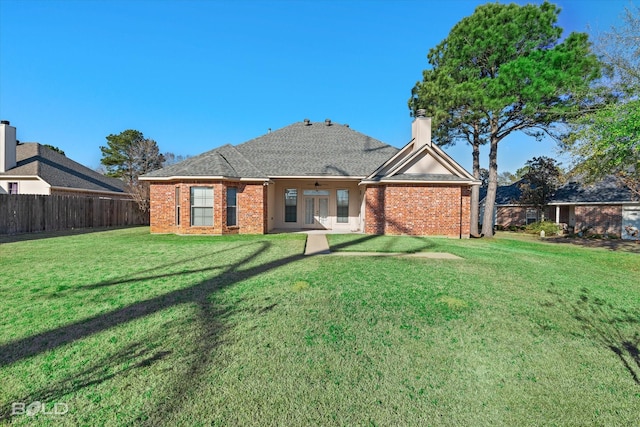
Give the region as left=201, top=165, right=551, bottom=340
left=1, top=228, right=638, bottom=426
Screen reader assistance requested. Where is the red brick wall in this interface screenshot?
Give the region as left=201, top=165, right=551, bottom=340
left=149, top=182, right=177, bottom=233
left=575, top=205, right=621, bottom=235
left=236, top=183, right=267, bottom=234
left=496, top=207, right=527, bottom=227
left=149, top=181, right=267, bottom=234
left=364, top=186, right=386, bottom=235
left=364, top=184, right=471, bottom=238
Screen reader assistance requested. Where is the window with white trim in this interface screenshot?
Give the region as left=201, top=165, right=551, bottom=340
left=191, top=187, right=213, bottom=226
left=285, top=189, right=297, bottom=222
left=227, top=187, right=237, bottom=226
left=175, top=187, right=181, bottom=226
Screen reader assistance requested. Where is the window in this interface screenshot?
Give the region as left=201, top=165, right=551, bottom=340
left=302, top=189, right=329, bottom=196
left=8, top=182, right=18, bottom=195
left=336, top=189, right=349, bottom=223
left=191, top=187, right=213, bottom=226
left=284, top=189, right=297, bottom=222
left=175, top=187, right=181, bottom=226
left=526, top=208, right=538, bottom=225
left=226, top=187, right=237, bottom=226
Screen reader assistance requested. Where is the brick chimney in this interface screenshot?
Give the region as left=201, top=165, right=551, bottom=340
left=0, top=120, right=17, bottom=172
left=411, top=109, right=431, bottom=152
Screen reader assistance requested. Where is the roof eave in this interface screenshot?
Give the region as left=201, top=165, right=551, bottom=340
left=548, top=200, right=638, bottom=206
left=139, top=175, right=270, bottom=182
left=0, top=174, right=44, bottom=180
left=268, top=175, right=365, bottom=180
left=359, top=178, right=478, bottom=185
left=49, top=186, right=128, bottom=196
left=365, top=138, right=416, bottom=180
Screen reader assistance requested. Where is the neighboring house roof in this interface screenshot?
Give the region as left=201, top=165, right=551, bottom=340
left=481, top=175, right=637, bottom=206
left=549, top=175, right=636, bottom=205
left=143, top=120, right=400, bottom=179
left=480, top=180, right=526, bottom=205
left=0, top=143, right=126, bottom=193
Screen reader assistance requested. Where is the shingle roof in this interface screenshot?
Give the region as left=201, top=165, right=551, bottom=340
left=236, top=121, right=398, bottom=176
left=549, top=175, right=634, bottom=204
left=480, top=176, right=636, bottom=205
left=143, top=121, right=399, bottom=179
left=480, top=181, right=524, bottom=205
left=143, top=145, right=242, bottom=178
left=0, top=143, right=126, bottom=193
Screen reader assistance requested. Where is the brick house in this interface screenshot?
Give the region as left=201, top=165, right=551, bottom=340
left=140, top=112, right=479, bottom=237
left=481, top=175, right=640, bottom=240
left=0, top=120, right=129, bottom=198
left=548, top=176, right=639, bottom=240
left=479, top=180, right=547, bottom=229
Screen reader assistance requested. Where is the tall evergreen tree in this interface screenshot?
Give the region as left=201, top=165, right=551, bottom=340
left=100, top=129, right=164, bottom=212
left=100, top=129, right=164, bottom=185
left=410, top=1, right=602, bottom=236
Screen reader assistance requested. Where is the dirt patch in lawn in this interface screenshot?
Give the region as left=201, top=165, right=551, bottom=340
left=544, top=236, right=640, bottom=253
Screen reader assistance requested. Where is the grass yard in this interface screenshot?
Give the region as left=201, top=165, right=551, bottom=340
left=1, top=228, right=639, bottom=426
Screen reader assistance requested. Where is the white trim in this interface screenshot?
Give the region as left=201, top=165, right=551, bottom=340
left=430, top=143, right=478, bottom=180
left=548, top=201, right=638, bottom=206
left=0, top=175, right=46, bottom=180
left=385, top=144, right=457, bottom=177
left=359, top=178, right=476, bottom=185
left=268, top=176, right=364, bottom=180
left=365, top=139, right=416, bottom=179
left=363, top=137, right=478, bottom=185
left=139, top=175, right=270, bottom=182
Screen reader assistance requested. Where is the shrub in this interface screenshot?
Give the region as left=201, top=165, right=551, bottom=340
left=525, top=221, right=561, bottom=235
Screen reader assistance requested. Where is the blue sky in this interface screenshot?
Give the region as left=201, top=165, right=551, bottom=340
left=0, top=0, right=633, bottom=173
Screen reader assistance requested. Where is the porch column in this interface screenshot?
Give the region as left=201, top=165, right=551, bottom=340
left=555, top=206, right=560, bottom=224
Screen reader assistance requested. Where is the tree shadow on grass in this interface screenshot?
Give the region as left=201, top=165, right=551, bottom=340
left=80, top=241, right=260, bottom=290
left=0, top=241, right=279, bottom=369
left=548, top=287, right=640, bottom=386
left=384, top=236, right=438, bottom=253
left=2, top=335, right=175, bottom=415
left=0, top=233, right=380, bottom=422
left=0, top=226, right=141, bottom=245
left=329, top=235, right=437, bottom=254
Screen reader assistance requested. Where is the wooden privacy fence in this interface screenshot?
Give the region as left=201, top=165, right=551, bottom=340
left=0, top=194, right=149, bottom=235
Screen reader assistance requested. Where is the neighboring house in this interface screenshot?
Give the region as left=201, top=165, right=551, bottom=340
left=548, top=176, right=640, bottom=240
left=479, top=180, right=545, bottom=228
left=0, top=121, right=128, bottom=198
left=141, top=112, right=480, bottom=237
left=480, top=175, right=640, bottom=240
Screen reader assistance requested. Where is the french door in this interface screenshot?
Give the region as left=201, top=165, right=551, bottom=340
left=304, top=196, right=329, bottom=228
